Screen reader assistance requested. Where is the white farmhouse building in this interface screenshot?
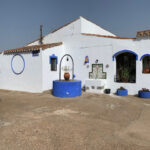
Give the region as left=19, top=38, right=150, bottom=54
left=0, top=16, right=150, bottom=95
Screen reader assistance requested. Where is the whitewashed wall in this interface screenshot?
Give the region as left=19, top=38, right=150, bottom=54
left=1, top=34, right=150, bottom=94
left=80, top=17, right=116, bottom=36
left=1, top=16, right=150, bottom=94
left=61, top=35, right=115, bottom=93
left=0, top=52, right=43, bottom=93
left=42, top=45, right=65, bottom=91
left=54, top=34, right=150, bottom=95
left=28, top=18, right=81, bottom=46
left=28, top=16, right=115, bottom=46
left=28, top=25, right=150, bottom=95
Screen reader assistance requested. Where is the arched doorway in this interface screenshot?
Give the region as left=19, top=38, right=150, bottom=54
left=113, top=50, right=138, bottom=83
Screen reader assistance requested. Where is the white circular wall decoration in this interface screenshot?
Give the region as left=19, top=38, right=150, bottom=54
left=11, top=54, right=25, bottom=75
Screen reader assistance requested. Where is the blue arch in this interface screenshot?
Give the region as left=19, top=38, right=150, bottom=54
left=140, top=54, right=150, bottom=61
left=112, top=50, right=138, bottom=61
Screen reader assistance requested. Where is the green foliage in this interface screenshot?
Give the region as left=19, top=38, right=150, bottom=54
left=121, top=67, right=130, bottom=82
left=141, top=88, right=149, bottom=92
left=118, top=86, right=126, bottom=90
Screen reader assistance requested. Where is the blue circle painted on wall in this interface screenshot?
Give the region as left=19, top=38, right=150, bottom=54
left=11, top=54, right=25, bottom=75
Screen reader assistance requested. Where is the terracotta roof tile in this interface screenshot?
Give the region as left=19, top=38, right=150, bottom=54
left=136, top=30, right=150, bottom=37
left=4, top=42, right=63, bottom=54
left=81, top=33, right=136, bottom=39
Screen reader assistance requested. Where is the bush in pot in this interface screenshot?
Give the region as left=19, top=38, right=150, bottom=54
left=139, top=88, right=150, bottom=98
left=117, top=87, right=128, bottom=96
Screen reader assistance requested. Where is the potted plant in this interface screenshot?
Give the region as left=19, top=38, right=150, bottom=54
left=144, top=68, right=150, bottom=73
left=138, top=88, right=150, bottom=98
left=105, top=89, right=111, bottom=94
left=117, top=87, right=128, bottom=96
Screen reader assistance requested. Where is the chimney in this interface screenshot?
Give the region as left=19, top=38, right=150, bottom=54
left=39, top=25, right=43, bottom=44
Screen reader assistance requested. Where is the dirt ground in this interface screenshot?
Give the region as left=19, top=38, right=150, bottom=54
left=0, top=90, right=150, bottom=150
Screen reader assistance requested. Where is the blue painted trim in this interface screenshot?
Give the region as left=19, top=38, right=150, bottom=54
left=73, top=74, right=76, bottom=79
left=140, top=54, right=150, bottom=61
left=11, top=54, right=25, bottom=75
left=112, top=50, right=138, bottom=61
left=49, top=54, right=58, bottom=64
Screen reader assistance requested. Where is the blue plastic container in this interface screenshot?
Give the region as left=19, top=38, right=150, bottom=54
left=53, top=80, right=82, bottom=98
left=138, top=91, right=150, bottom=98
left=117, top=89, right=128, bottom=96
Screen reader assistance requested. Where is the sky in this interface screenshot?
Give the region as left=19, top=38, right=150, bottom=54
left=0, top=0, right=150, bottom=51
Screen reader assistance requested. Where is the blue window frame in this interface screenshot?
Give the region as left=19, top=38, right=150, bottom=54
left=49, top=54, right=58, bottom=71
left=140, top=54, right=150, bottom=73
left=32, top=50, right=40, bottom=57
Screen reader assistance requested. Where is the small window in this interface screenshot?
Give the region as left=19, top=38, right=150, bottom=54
left=143, top=56, right=150, bottom=73
left=32, top=50, right=40, bottom=56
left=51, top=58, right=57, bottom=71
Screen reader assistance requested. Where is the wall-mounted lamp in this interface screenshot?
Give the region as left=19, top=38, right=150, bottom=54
left=95, top=59, right=98, bottom=64
left=106, top=64, right=109, bottom=68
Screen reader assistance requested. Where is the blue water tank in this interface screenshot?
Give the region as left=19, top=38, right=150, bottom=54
left=53, top=80, right=82, bottom=98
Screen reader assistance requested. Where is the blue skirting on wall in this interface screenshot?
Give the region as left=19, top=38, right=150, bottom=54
left=53, top=80, right=82, bottom=98
left=117, top=89, right=128, bottom=96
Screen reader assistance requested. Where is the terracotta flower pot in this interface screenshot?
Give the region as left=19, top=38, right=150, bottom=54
left=144, top=68, right=150, bottom=73
left=64, top=72, right=70, bottom=81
